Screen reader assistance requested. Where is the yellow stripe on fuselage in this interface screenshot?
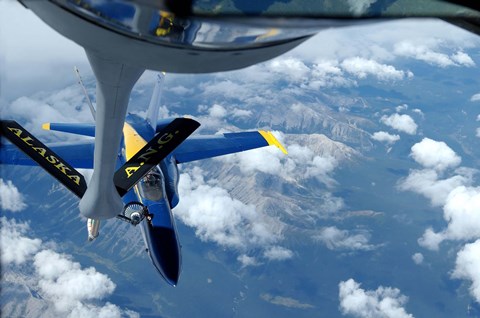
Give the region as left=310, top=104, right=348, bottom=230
left=259, top=130, right=288, bottom=155
left=122, top=123, right=147, bottom=161
left=123, top=123, right=147, bottom=203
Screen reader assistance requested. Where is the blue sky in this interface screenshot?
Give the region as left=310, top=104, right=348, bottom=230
left=2, top=1, right=480, bottom=317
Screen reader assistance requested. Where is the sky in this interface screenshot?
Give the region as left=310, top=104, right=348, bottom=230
left=2, top=1, right=480, bottom=317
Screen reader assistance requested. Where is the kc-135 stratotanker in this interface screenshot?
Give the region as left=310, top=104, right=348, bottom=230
left=0, top=72, right=287, bottom=286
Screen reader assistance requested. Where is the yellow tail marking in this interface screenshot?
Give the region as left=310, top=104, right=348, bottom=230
left=123, top=123, right=147, bottom=161
left=259, top=130, right=288, bottom=155
left=42, top=123, right=50, bottom=131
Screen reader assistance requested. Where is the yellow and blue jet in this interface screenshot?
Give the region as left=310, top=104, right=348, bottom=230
left=0, top=73, right=287, bottom=286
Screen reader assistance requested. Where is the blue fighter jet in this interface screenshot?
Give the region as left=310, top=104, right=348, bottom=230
left=0, top=73, right=287, bottom=286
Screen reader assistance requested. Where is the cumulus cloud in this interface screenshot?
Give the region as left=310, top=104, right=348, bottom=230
left=1, top=217, right=138, bottom=317
left=452, top=240, right=480, bottom=303
left=34, top=250, right=117, bottom=313
left=471, top=94, right=480, bottom=102
left=0, top=178, right=27, bottom=212
left=176, top=166, right=287, bottom=262
left=208, top=104, right=227, bottom=118
left=400, top=137, right=480, bottom=255
left=412, top=253, right=424, bottom=265
left=307, top=60, right=355, bottom=89
left=441, top=186, right=480, bottom=242
left=267, top=57, right=310, bottom=82
left=263, top=246, right=294, bottom=261
left=3, top=85, right=94, bottom=141
left=341, top=57, right=407, bottom=81
left=338, top=279, right=413, bottom=318
left=218, top=132, right=339, bottom=188
left=231, top=108, right=252, bottom=118
left=398, top=169, right=470, bottom=207
left=451, top=51, right=476, bottom=67
left=394, top=41, right=475, bottom=68
left=418, top=228, right=445, bottom=251
left=371, top=131, right=400, bottom=144
left=476, top=128, right=480, bottom=138
left=314, top=226, right=376, bottom=251
left=380, top=114, right=417, bottom=135
left=396, top=104, right=409, bottom=112
left=410, top=138, right=461, bottom=172
left=1, top=217, right=41, bottom=265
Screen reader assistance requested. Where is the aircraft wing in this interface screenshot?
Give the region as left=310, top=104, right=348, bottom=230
left=172, top=130, right=287, bottom=164
left=0, top=141, right=94, bottom=169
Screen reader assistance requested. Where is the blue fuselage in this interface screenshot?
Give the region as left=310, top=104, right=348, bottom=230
left=119, top=114, right=181, bottom=286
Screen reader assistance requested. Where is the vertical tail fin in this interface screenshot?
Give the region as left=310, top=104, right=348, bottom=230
left=146, top=72, right=166, bottom=130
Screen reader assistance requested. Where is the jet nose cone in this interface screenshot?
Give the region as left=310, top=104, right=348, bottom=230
left=145, top=224, right=182, bottom=286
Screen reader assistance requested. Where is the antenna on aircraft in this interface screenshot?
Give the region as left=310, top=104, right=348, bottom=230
left=74, top=66, right=96, bottom=120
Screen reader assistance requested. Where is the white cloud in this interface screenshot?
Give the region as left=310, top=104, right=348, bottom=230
left=293, top=19, right=479, bottom=65
left=371, top=131, right=400, bottom=144
left=471, top=94, right=480, bottom=102
left=314, top=226, right=376, bottom=251
left=34, top=250, right=117, bottom=313
left=380, top=114, right=417, bottom=135
left=338, top=279, right=414, bottom=318
left=208, top=104, right=227, bottom=118
left=237, top=254, right=259, bottom=267
left=476, top=128, right=480, bottom=138
left=263, top=246, right=294, bottom=261
left=1, top=217, right=41, bottom=265
left=169, top=85, right=193, bottom=95
left=176, top=166, right=286, bottom=261
left=451, top=51, right=476, bottom=67
left=410, top=138, right=461, bottom=172
left=452, top=240, right=480, bottom=303
left=1, top=217, right=138, bottom=317
left=231, top=108, right=252, bottom=118
left=308, top=60, right=354, bottom=89
left=267, top=57, right=310, bottom=82
left=0, top=178, right=27, bottom=212
left=395, top=104, right=408, bottom=112
left=218, top=133, right=340, bottom=188
left=67, top=303, right=139, bottom=318
left=400, top=138, right=480, bottom=252
left=398, top=169, right=470, bottom=207
left=412, top=253, right=424, bottom=265
left=394, top=41, right=475, bottom=68
left=418, top=228, right=444, bottom=251
left=441, top=186, right=480, bottom=242
left=341, top=57, right=406, bottom=81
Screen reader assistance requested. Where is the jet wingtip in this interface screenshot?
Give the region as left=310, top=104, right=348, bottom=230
left=42, top=123, right=50, bottom=131
left=259, top=130, right=288, bottom=155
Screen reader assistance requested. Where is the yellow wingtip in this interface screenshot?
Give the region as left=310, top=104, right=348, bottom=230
left=42, top=123, right=50, bottom=131
left=259, top=130, right=288, bottom=155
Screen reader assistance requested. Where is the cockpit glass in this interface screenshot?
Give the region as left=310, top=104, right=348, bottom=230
left=138, top=169, right=165, bottom=202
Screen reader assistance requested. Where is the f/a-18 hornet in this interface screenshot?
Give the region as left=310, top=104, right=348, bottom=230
left=0, top=72, right=287, bottom=286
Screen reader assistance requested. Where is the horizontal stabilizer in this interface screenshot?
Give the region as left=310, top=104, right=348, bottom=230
left=114, top=117, right=200, bottom=196
left=43, top=122, right=95, bottom=137
left=172, top=130, right=287, bottom=163
left=0, top=120, right=87, bottom=198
